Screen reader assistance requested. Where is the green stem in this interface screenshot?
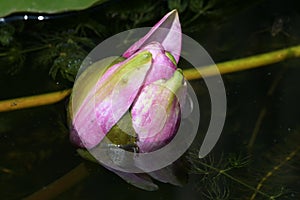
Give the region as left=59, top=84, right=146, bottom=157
left=183, top=44, right=300, bottom=80
left=0, top=89, right=71, bottom=112
left=0, top=44, right=300, bottom=112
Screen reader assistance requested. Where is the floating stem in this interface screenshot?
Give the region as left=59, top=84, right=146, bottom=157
left=0, top=89, right=71, bottom=112
left=1, top=44, right=300, bottom=112
left=183, top=44, right=300, bottom=80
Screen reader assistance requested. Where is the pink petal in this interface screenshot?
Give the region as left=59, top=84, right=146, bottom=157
left=138, top=42, right=176, bottom=85
left=72, top=51, right=152, bottom=149
left=123, top=9, right=182, bottom=63
left=131, top=70, right=185, bottom=152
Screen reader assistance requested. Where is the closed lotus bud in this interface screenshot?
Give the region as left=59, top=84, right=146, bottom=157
left=70, top=44, right=186, bottom=151
left=69, top=9, right=187, bottom=191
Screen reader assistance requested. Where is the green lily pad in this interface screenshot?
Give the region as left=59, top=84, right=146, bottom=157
left=0, top=0, right=107, bottom=17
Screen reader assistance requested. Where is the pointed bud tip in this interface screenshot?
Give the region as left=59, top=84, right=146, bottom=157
left=170, top=9, right=178, bottom=15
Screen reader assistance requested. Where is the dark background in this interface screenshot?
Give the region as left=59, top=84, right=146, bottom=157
left=0, top=0, right=300, bottom=199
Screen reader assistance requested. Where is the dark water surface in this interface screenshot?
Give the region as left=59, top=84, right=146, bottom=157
left=1, top=0, right=300, bottom=199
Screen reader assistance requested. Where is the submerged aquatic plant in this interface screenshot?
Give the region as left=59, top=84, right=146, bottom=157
left=69, top=10, right=187, bottom=190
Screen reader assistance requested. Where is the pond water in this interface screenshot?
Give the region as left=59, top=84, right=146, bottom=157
left=1, top=0, right=300, bottom=199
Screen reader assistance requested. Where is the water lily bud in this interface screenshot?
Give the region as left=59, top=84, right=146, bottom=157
left=69, top=9, right=187, bottom=191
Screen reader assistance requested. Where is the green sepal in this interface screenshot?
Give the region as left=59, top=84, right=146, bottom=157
left=165, top=51, right=177, bottom=65
left=106, top=111, right=137, bottom=146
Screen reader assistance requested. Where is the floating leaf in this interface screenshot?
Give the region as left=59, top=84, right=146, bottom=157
left=0, top=0, right=108, bottom=18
